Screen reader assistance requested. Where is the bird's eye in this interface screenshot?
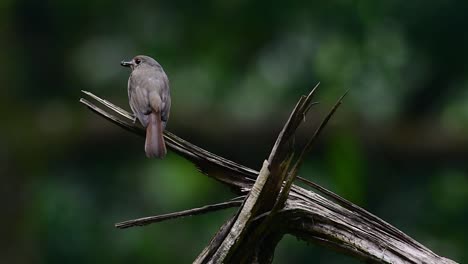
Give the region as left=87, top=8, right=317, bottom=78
left=135, top=58, right=141, bottom=64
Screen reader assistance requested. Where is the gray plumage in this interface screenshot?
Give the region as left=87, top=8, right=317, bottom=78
left=121, top=55, right=171, bottom=158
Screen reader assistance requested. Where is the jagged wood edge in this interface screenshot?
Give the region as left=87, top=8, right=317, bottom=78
left=201, top=85, right=322, bottom=263
left=275, top=90, right=349, bottom=210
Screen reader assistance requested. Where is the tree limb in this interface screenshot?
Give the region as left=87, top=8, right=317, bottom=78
left=80, top=90, right=457, bottom=264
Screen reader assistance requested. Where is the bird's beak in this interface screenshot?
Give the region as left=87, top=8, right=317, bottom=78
left=121, top=60, right=133, bottom=67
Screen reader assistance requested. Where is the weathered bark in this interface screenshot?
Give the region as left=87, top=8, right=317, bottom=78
left=80, top=89, right=457, bottom=264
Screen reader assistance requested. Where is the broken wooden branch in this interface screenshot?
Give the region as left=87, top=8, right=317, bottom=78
left=115, top=199, right=243, bottom=229
left=80, top=89, right=457, bottom=264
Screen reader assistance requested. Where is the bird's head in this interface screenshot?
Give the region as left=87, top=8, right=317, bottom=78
left=121, top=55, right=160, bottom=70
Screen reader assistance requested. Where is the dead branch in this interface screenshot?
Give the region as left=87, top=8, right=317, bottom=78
left=80, top=89, right=457, bottom=264
left=115, top=199, right=243, bottom=229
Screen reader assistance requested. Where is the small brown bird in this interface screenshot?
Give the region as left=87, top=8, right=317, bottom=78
left=121, top=55, right=171, bottom=158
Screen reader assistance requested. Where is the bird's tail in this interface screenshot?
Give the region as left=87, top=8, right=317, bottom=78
left=145, top=111, right=166, bottom=158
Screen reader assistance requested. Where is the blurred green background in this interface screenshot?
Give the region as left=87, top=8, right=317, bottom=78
left=1, top=1, right=467, bottom=263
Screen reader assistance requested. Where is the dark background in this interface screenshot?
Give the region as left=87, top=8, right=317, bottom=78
left=1, top=1, right=467, bottom=263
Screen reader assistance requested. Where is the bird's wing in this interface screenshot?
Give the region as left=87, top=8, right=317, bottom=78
left=128, top=75, right=152, bottom=127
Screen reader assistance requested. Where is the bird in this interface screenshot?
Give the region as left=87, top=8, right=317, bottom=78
left=121, top=55, right=171, bottom=158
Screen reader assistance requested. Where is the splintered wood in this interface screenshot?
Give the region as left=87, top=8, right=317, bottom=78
left=81, top=87, right=456, bottom=264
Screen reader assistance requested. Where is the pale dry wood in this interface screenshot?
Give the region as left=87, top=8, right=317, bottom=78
left=80, top=91, right=457, bottom=264
left=194, top=86, right=324, bottom=263
left=207, top=160, right=271, bottom=263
